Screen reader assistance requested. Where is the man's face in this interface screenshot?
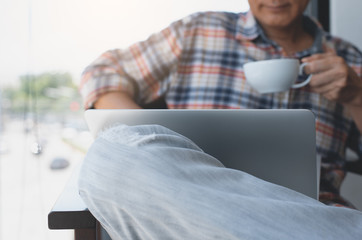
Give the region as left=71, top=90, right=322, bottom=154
left=248, top=0, right=310, bottom=29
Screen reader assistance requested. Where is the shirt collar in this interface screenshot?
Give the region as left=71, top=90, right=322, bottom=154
left=235, top=11, right=259, bottom=41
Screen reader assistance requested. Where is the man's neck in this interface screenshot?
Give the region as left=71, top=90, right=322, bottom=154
left=261, top=19, right=314, bottom=55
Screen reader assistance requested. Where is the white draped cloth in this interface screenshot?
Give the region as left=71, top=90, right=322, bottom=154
left=78, top=124, right=362, bottom=240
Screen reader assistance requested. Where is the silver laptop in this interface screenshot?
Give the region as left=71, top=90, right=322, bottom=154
left=85, top=109, right=318, bottom=199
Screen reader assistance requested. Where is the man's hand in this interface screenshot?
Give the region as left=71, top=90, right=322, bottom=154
left=302, top=47, right=362, bottom=133
left=301, top=49, right=362, bottom=106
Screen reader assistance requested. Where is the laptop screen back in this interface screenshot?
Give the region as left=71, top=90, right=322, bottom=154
left=85, top=109, right=318, bottom=199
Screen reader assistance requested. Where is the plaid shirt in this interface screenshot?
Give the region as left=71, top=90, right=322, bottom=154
left=80, top=11, right=362, bottom=207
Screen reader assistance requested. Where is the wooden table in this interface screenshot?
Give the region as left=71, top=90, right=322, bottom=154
left=48, top=165, right=110, bottom=240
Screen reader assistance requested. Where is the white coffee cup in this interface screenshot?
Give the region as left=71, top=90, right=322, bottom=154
left=243, top=59, right=312, bottom=94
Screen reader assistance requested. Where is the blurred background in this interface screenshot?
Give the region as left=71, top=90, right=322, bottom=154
left=0, top=0, right=249, bottom=239
left=1, top=0, right=362, bottom=239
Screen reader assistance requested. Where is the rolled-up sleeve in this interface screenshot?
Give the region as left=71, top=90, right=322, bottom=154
left=79, top=16, right=189, bottom=109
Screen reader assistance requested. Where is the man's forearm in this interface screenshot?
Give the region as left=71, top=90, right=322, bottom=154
left=344, top=68, right=362, bottom=134
left=94, top=91, right=142, bottom=109
left=345, top=83, right=362, bottom=134
left=347, top=104, right=362, bottom=134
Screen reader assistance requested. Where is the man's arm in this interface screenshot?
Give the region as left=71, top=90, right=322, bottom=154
left=94, top=91, right=142, bottom=109
left=80, top=16, right=187, bottom=110
left=302, top=51, right=362, bottom=134
left=347, top=104, right=362, bottom=134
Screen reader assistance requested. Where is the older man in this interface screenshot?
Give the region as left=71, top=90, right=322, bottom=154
left=79, top=0, right=362, bottom=239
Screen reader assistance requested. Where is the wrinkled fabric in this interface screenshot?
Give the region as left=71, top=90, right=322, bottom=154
left=79, top=124, right=362, bottom=240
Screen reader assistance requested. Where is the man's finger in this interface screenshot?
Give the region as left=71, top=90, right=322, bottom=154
left=303, top=58, right=336, bottom=75
left=301, top=52, right=334, bottom=63
left=322, top=44, right=336, bottom=54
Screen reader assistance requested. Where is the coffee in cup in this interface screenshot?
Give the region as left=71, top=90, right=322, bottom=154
left=243, top=59, right=312, bottom=94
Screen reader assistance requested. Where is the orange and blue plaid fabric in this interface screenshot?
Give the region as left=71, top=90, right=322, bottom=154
left=80, top=11, right=362, bottom=207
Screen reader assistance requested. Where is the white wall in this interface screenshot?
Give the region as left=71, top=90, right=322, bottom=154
left=330, top=0, right=362, bottom=50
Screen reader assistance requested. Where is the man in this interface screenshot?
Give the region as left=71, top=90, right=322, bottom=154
left=79, top=0, right=362, bottom=238
left=80, top=0, right=362, bottom=207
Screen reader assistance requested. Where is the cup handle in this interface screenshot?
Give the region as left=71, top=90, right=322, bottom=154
left=292, top=62, right=312, bottom=89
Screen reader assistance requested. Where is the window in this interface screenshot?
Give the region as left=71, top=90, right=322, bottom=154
left=0, top=1, right=249, bottom=239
